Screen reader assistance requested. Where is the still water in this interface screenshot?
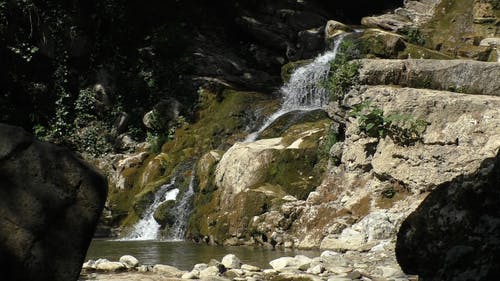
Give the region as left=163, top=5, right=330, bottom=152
left=86, top=240, right=322, bottom=270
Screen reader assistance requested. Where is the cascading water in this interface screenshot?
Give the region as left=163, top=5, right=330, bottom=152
left=122, top=179, right=179, bottom=241
left=165, top=174, right=196, bottom=241
left=244, top=33, right=349, bottom=142
left=120, top=169, right=196, bottom=241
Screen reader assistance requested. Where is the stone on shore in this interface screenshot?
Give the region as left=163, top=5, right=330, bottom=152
left=153, top=264, right=186, bottom=277
left=221, top=254, right=242, bottom=269
left=119, top=255, right=139, bottom=268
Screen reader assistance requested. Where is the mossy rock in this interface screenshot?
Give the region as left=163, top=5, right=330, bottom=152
left=359, top=29, right=407, bottom=58
left=281, top=59, right=312, bottom=83
left=109, top=89, right=277, bottom=231
left=358, top=28, right=453, bottom=60
left=153, top=200, right=177, bottom=227
left=420, top=0, right=499, bottom=58
left=260, top=109, right=329, bottom=139
left=397, top=43, right=454, bottom=59
left=196, top=150, right=223, bottom=193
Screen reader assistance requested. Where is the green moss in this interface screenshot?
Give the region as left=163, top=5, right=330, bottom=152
left=111, top=89, right=277, bottom=231
left=398, top=43, right=454, bottom=59
left=421, top=0, right=498, bottom=57
left=260, top=109, right=328, bottom=139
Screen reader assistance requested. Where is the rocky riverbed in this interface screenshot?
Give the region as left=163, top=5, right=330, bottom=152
left=81, top=241, right=418, bottom=281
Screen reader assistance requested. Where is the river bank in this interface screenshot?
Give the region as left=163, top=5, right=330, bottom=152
left=81, top=240, right=417, bottom=281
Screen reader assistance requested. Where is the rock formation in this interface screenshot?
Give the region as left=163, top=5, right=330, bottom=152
left=396, top=149, right=500, bottom=281
left=0, top=124, right=107, bottom=281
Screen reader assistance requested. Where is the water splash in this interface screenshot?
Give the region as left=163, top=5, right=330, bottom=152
left=121, top=179, right=178, bottom=241
left=165, top=174, right=196, bottom=241
left=244, top=33, right=348, bottom=142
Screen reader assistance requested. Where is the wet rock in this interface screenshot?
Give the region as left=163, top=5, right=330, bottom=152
left=0, top=124, right=107, bottom=281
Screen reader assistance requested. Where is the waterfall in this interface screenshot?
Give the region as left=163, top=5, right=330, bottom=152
left=165, top=174, right=196, bottom=241
left=120, top=169, right=196, bottom=241
left=122, top=179, right=178, bottom=241
left=244, top=33, right=348, bottom=142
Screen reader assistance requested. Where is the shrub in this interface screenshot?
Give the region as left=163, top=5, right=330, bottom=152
left=349, top=100, right=427, bottom=146
left=325, top=40, right=362, bottom=102
left=404, top=28, right=425, bottom=46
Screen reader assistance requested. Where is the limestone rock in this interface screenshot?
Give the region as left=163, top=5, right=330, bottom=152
left=119, top=255, right=139, bottom=269
left=358, top=59, right=500, bottom=96
left=152, top=264, right=186, bottom=277
left=396, top=150, right=500, bottom=281
left=0, top=124, right=107, bottom=281
left=361, top=0, right=440, bottom=31
left=325, top=20, right=352, bottom=41
left=96, top=261, right=126, bottom=272
left=199, top=265, right=222, bottom=278
left=357, top=86, right=500, bottom=193
left=221, top=254, right=242, bottom=269
left=241, top=264, right=261, bottom=272
left=269, top=257, right=298, bottom=271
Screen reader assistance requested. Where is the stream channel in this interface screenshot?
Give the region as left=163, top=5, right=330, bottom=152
left=86, top=240, right=321, bottom=270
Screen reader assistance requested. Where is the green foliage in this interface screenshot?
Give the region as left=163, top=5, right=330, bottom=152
left=349, top=100, right=428, bottom=146
left=320, top=127, right=338, bottom=160
left=8, top=43, right=39, bottom=62
left=147, top=116, right=188, bottom=154
left=403, top=28, right=426, bottom=46
left=325, top=40, right=361, bottom=102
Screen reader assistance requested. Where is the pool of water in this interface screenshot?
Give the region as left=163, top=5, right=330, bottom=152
left=86, top=239, right=322, bottom=270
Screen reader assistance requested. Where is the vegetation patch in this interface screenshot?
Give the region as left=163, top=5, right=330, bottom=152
left=349, top=100, right=428, bottom=146
left=324, top=40, right=361, bottom=103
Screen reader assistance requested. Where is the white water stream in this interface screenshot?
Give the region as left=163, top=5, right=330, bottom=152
left=244, top=33, right=349, bottom=142
left=166, top=174, right=195, bottom=241
left=121, top=179, right=178, bottom=241
left=121, top=173, right=195, bottom=241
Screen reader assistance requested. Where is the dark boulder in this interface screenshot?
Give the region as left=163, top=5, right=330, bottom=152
left=396, top=150, right=500, bottom=281
left=0, top=124, right=107, bottom=281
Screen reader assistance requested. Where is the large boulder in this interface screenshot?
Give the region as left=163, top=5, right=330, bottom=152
left=396, top=150, right=500, bottom=281
left=0, top=124, right=107, bottom=281
left=359, top=59, right=500, bottom=96
left=361, top=0, right=440, bottom=32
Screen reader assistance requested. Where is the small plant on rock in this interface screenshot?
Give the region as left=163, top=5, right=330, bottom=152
left=349, top=100, right=428, bottom=146
left=325, top=39, right=361, bottom=103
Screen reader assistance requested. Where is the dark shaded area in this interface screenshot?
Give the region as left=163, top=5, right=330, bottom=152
left=0, top=123, right=107, bottom=281
left=396, top=150, right=500, bottom=281
left=0, top=0, right=403, bottom=152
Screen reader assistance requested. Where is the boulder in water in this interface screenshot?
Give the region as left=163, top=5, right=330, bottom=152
left=0, top=124, right=107, bottom=281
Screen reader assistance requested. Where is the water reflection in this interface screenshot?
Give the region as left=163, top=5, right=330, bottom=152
left=86, top=240, right=321, bottom=270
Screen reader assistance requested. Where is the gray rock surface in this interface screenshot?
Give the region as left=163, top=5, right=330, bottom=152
left=359, top=59, right=500, bottom=96
left=396, top=150, right=500, bottom=281
left=0, top=123, right=107, bottom=281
